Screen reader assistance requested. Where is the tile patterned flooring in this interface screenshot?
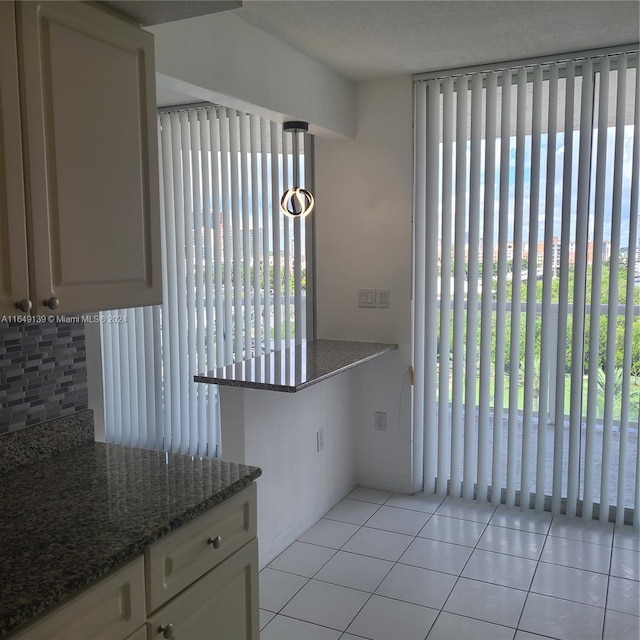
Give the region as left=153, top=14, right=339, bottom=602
left=259, top=487, right=640, bottom=640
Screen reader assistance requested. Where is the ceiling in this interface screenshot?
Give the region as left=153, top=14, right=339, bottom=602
left=99, top=1, right=241, bottom=26
left=234, top=0, right=640, bottom=81
left=100, top=1, right=639, bottom=83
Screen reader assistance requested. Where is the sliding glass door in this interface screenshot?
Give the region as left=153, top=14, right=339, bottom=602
left=414, top=48, right=639, bottom=525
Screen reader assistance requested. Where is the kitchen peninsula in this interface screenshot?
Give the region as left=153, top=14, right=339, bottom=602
left=194, top=339, right=398, bottom=567
left=194, top=339, right=398, bottom=392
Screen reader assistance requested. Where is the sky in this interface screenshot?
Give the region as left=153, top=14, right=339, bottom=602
left=438, top=124, right=636, bottom=253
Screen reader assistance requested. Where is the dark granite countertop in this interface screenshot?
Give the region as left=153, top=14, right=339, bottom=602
left=0, top=443, right=261, bottom=638
left=194, top=339, right=398, bottom=392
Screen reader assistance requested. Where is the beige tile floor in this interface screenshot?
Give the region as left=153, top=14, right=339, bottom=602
left=259, top=488, right=640, bottom=640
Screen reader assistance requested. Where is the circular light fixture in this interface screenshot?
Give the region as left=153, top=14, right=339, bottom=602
left=280, top=121, right=314, bottom=218
left=280, top=187, right=315, bottom=218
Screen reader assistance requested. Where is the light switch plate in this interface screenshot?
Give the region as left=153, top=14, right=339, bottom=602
left=358, top=288, right=376, bottom=308
left=377, top=289, right=390, bottom=308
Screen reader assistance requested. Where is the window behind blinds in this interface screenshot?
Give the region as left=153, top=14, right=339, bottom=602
left=414, top=49, right=639, bottom=526
left=100, top=106, right=314, bottom=456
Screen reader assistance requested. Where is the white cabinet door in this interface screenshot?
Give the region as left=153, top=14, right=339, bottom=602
left=13, top=558, right=146, bottom=640
left=0, top=2, right=30, bottom=317
left=16, top=1, right=161, bottom=315
left=147, top=539, right=259, bottom=640
left=125, top=626, right=148, bottom=640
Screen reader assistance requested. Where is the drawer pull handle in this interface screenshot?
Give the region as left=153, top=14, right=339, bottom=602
left=158, top=623, right=174, bottom=639
left=208, top=535, right=222, bottom=549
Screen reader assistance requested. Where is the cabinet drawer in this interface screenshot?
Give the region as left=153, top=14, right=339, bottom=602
left=146, top=484, right=257, bottom=612
left=14, top=557, right=145, bottom=640
left=146, top=538, right=259, bottom=640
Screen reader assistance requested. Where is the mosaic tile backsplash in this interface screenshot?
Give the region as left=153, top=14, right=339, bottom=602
left=0, top=322, right=88, bottom=434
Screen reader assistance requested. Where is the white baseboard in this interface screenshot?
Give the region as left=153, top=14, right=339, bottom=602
left=258, top=480, right=357, bottom=570
left=355, top=472, right=414, bottom=495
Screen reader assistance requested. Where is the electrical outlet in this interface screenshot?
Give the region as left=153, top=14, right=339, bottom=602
left=317, top=428, right=324, bottom=452
left=375, top=411, right=387, bottom=431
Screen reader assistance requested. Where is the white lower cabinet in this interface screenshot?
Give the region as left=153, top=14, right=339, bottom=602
left=125, top=627, right=149, bottom=640
left=147, top=539, right=259, bottom=640
left=145, top=484, right=257, bottom=613
left=12, top=484, right=258, bottom=640
left=13, top=558, right=146, bottom=640
left=145, top=483, right=259, bottom=640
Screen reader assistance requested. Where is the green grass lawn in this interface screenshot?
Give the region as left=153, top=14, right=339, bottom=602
left=443, top=370, right=640, bottom=425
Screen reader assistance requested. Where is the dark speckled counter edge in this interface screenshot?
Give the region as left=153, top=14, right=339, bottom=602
left=193, top=377, right=301, bottom=392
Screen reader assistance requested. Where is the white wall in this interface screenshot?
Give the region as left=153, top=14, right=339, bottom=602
left=143, top=23, right=420, bottom=556
left=149, top=12, right=356, bottom=138
left=219, top=373, right=357, bottom=567
left=315, top=76, right=418, bottom=493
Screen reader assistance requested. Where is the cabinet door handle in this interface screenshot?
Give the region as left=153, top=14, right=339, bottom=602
left=207, top=535, right=222, bottom=549
left=158, top=623, right=174, bottom=639
left=15, top=298, right=32, bottom=313
left=43, top=296, right=59, bottom=310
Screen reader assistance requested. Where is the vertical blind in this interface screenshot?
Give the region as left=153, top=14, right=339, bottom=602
left=414, top=48, right=639, bottom=525
left=101, top=105, right=313, bottom=456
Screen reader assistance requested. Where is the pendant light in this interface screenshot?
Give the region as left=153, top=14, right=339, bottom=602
left=280, top=121, right=314, bottom=218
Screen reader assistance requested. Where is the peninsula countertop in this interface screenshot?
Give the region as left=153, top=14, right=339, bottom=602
left=194, top=339, right=398, bottom=392
left=0, top=442, right=261, bottom=638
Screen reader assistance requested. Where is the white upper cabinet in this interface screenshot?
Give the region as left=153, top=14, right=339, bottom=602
left=0, top=2, right=30, bottom=316
left=0, top=1, right=161, bottom=316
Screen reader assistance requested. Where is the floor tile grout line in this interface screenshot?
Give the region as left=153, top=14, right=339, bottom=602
left=326, top=521, right=401, bottom=638
left=259, top=568, right=311, bottom=615
left=268, top=542, right=339, bottom=578
left=527, top=581, right=609, bottom=610
left=390, top=498, right=500, bottom=629
left=426, top=610, right=520, bottom=637
left=262, top=534, right=343, bottom=618
left=359, top=522, right=428, bottom=538
left=422, top=500, right=536, bottom=639
left=536, top=558, right=620, bottom=578
left=435, top=502, right=496, bottom=619
left=267, top=497, right=388, bottom=637
left=266, top=493, right=443, bottom=630
left=349, top=590, right=444, bottom=614
left=264, top=492, right=637, bottom=638
left=264, top=610, right=354, bottom=635
left=334, top=495, right=438, bottom=638
left=540, top=524, right=616, bottom=575
left=339, top=630, right=370, bottom=640
left=534, top=559, right=612, bottom=575
left=336, top=494, right=448, bottom=638
left=335, top=589, right=377, bottom=636
left=514, top=511, right=555, bottom=635
left=601, top=538, right=617, bottom=640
